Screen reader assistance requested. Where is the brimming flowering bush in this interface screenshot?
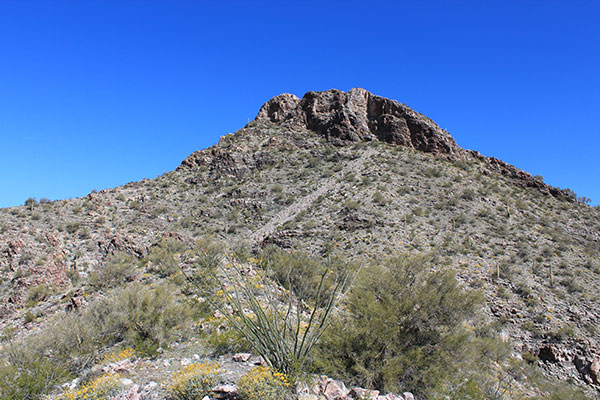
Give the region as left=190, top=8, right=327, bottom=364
left=237, top=366, right=292, bottom=400
left=165, top=362, right=220, bottom=400
left=55, top=372, right=121, bottom=400
left=103, top=347, right=135, bottom=364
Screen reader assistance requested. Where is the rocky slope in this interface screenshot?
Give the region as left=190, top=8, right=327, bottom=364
left=1, top=88, right=599, bottom=398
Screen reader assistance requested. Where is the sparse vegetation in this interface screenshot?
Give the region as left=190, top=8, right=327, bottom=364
left=0, top=98, right=598, bottom=399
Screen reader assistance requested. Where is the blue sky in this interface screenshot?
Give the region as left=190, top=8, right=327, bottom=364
left=1, top=0, right=598, bottom=208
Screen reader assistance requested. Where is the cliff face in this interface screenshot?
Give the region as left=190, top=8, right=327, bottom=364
left=256, top=88, right=460, bottom=156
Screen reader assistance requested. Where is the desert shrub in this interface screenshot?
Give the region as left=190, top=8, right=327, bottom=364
left=88, top=282, right=188, bottom=356
left=6, top=281, right=188, bottom=387
left=6, top=311, right=102, bottom=373
left=314, top=253, right=485, bottom=397
left=257, top=247, right=340, bottom=304
left=165, top=362, right=220, bottom=400
left=372, top=191, right=387, bottom=205
left=0, top=359, right=70, bottom=400
left=26, top=284, right=52, bottom=305
left=65, top=222, right=81, bottom=234
left=238, top=366, right=292, bottom=400
left=24, top=197, right=37, bottom=210
left=204, top=323, right=251, bottom=355
left=461, top=188, right=476, bottom=200
left=145, top=239, right=188, bottom=277
left=88, top=252, right=138, bottom=290
left=183, top=238, right=223, bottom=295
left=422, top=167, right=443, bottom=178
left=56, top=372, right=121, bottom=400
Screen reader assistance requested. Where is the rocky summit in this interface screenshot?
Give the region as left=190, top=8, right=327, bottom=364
left=256, top=88, right=459, bottom=154
left=1, top=89, right=599, bottom=399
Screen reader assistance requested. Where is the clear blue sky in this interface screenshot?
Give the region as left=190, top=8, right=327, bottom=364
left=1, top=0, right=598, bottom=208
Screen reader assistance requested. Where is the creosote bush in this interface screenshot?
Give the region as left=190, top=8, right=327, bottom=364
left=315, top=254, right=485, bottom=397
left=0, top=359, right=70, bottom=400
left=2, top=281, right=188, bottom=398
left=145, top=239, right=189, bottom=278
left=88, top=252, right=138, bottom=290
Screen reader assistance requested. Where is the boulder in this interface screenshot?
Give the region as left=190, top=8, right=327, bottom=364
left=232, top=352, right=252, bottom=362
left=212, top=384, right=238, bottom=400
left=323, top=378, right=349, bottom=400
left=349, top=386, right=379, bottom=399
left=591, top=358, right=600, bottom=385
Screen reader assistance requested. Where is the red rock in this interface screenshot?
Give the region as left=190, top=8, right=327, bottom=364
left=232, top=352, right=252, bottom=362
left=256, top=88, right=459, bottom=157
left=212, top=384, right=238, bottom=399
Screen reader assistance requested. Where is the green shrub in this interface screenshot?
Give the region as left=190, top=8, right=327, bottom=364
left=6, top=281, right=188, bottom=386
left=88, top=282, right=188, bottom=356
left=26, top=284, right=52, bottom=305
left=204, top=323, right=250, bottom=355
left=372, top=191, right=387, bottom=205
left=88, top=252, right=138, bottom=290
left=145, top=239, right=188, bottom=277
left=65, top=222, right=81, bottom=234
left=257, top=247, right=337, bottom=304
left=0, top=359, right=70, bottom=400
left=315, top=254, right=484, bottom=396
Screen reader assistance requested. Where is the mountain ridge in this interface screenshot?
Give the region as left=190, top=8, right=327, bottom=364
left=1, top=88, right=599, bottom=398
left=181, top=88, right=572, bottom=201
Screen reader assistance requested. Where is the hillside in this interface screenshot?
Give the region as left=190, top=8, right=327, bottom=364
left=1, top=88, right=599, bottom=399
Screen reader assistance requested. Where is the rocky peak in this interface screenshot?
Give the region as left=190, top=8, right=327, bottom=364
left=256, top=88, right=460, bottom=156
left=182, top=88, right=573, bottom=201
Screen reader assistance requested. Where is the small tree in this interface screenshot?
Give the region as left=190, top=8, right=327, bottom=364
left=24, top=197, right=37, bottom=211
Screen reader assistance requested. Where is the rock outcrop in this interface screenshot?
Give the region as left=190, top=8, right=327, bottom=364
left=256, top=88, right=460, bottom=156
left=254, top=88, right=574, bottom=201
